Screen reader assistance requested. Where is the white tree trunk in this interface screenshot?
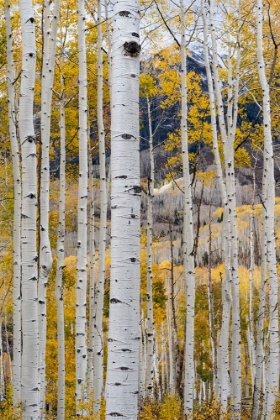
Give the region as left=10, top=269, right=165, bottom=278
left=208, top=0, right=241, bottom=413
left=180, top=1, right=195, bottom=415
left=38, top=0, right=59, bottom=413
left=256, top=0, right=279, bottom=415
left=252, top=237, right=266, bottom=419
left=55, top=87, right=66, bottom=420
left=4, top=1, right=21, bottom=408
left=87, top=157, right=95, bottom=399
left=93, top=0, right=108, bottom=411
left=145, top=96, right=154, bottom=398
left=167, top=304, right=175, bottom=394
left=105, top=0, right=141, bottom=416
left=153, top=330, right=160, bottom=399
left=76, top=0, right=88, bottom=413
left=139, top=317, right=146, bottom=400
left=19, top=0, right=39, bottom=416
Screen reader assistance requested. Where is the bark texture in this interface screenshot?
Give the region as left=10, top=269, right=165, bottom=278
left=105, top=0, right=141, bottom=417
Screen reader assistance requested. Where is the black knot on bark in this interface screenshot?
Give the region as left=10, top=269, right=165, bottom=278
left=119, top=11, right=130, bottom=17
left=124, top=41, right=141, bottom=57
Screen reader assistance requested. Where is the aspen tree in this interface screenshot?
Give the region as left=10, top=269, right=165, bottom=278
left=180, top=1, right=195, bottom=414
left=76, top=0, right=88, bottom=412
left=167, top=303, right=175, bottom=394
left=139, top=317, right=146, bottom=400
left=19, top=0, right=39, bottom=415
left=105, top=0, right=141, bottom=416
left=93, top=0, right=108, bottom=411
left=4, top=1, right=21, bottom=408
left=247, top=166, right=256, bottom=394
left=87, top=156, right=95, bottom=398
left=145, top=96, right=155, bottom=398
left=55, top=74, right=66, bottom=420
left=252, top=231, right=267, bottom=419
left=201, top=0, right=228, bottom=402
left=256, top=0, right=279, bottom=415
left=208, top=0, right=242, bottom=413
left=38, top=0, right=59, bottom=412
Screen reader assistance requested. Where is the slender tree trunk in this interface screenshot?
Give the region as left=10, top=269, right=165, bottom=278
left=139, top=316, right=146, bottom=401
left=248, top=167, right=256, bottom=394
left=207, top=196, right=217, bottom=394
left=19, top=0, right=39, bottom=416
left=168, top=221, right=181, bottom=392
left=76, top=0, right=88, bottom=413
left=93, top=0, right=108, bottom=411
left=180, top=1, right=195, bottom=414
left=208, top=0, right=241, bottom=413
left=87, top=157, right=95, bottom=400
left=167, top=304, right=175, bottom=394
left=256, top=0, right=278, bottom=415
left=105, top=1, right=141, bottom=415
left=55, top=87, right=66, bottom=420
left=38, top=0, right=59, bottom=413
left=252, top=237, right=267, bottom=420
left=145, top=96, right=155, bottom=398
left=4, top=1, right=21, bottom=409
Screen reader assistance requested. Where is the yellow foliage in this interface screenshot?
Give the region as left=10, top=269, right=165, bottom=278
left=139, top=394, right=183, bottom=420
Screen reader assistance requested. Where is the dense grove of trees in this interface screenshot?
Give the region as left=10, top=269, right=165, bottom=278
left=0, top=0, right=280, bottom=418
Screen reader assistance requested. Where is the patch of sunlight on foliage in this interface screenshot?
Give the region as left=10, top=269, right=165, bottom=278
left=139, top=394, right=183, bottom=420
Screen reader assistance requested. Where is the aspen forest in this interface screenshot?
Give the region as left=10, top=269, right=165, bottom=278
left=1, top=0, right=280, bottom=418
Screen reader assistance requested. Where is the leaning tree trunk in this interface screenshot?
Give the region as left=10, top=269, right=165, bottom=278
left=19, top=0, right=39, bottom=417
left=4, top=0, right=21, bottom=409
left=76, top=0, right=88, bottom=414
left=93, top=0, right=108, bottom=411
left=256, top=0, right=279, bottom=416
left=105, top=0, right=141, bottom=417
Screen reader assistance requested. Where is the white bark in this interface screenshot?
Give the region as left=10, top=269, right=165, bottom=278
left=161, top=322, right=167, bottom=396
left=248, top=169, right=256, bottom=394
left=55, top=87, right=66, bottom=420
left=93, top=0, right=108, bottom=411
left=139, top=318, right=146, bottom=400
left=87, top=157, right=95, bottom=399
left=201, top=0, right=226, bottom=207
left=252, top=237, right=267, bottom=419
left=76, top=0, right=88, bottom=412
left=256, top=0, right=279, bottom=415
left=145, top=96, right=154, bottom=398
left=4, top=313, right=12, bottom=383
left=105, top=0, right=141, bottom=416
left=208, top=0, right=241, bottom=412
left=38, top=0, right=59, bottom=412
left=167, top=304, right=175, bottom=394
left=153, top=330, right=160, bottom=399
left=4, top=1, right=21, bottom=408
left=19, top=0, right=39, bottom=416
left=180, top=1, right=195, bottom=414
